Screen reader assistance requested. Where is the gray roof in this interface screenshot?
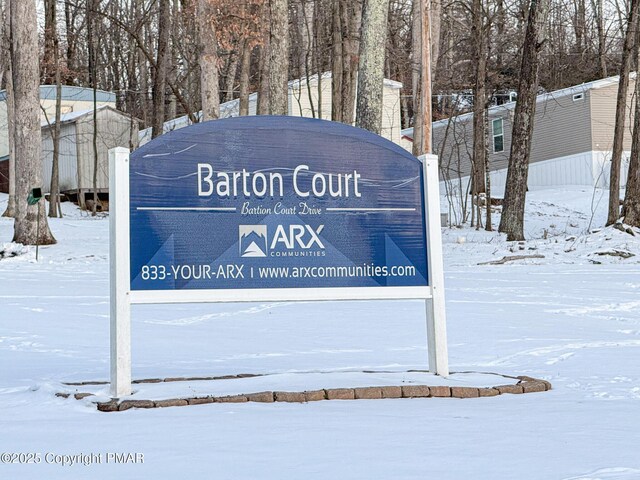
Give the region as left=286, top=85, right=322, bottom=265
left=0, top=85, right=116, bottom=103
left=40, top=105, right=133, bottom=129
left=401, top=74, right=634, bottom=140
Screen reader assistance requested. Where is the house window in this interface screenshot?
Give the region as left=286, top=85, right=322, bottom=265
left=573, top=93, right=584, bottom=101
left=492, top=118, right=504, bottom=153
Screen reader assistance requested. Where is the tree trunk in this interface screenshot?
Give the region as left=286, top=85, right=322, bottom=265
left=1, top=0, right=15, bottom=218
left=331, top=0, right=343, bottom=122
left=197, top=0, right=220, bottom=121
left=595, top=0, right=607, bottom=77
left=10, top=0, right=56, bottom=245
left=42, top=0, right=56, bottom=83
left=152, top=0, right=170, bottom=137
left=64, top=0, right=78, bottom=80
left=224, top=48, right=239, bottom=102
left=87, top=0, right=99, bottom=215
left=167, top=0, right=180, bottom=121
left=341, top=0, right=361, bottom=124
left=471, top=0, right=487, bottom=195
left=498, top=0, right=550, bottom=241
left=607, top=0, right=640, bottom=225
left=257, top=1, right=271, bottom=115
left=49, top=8, right=62, bottom=218
left=355, top=0, right=390, bottom=134
left=485, top=105, right=492, bottom=231
left=622, top=41, right=640, bottom=227
left=269, top=0, right=289, bottom=115
left=430, top=0, right=441, bottom=75
left=239, top=40, right=252, bottom=116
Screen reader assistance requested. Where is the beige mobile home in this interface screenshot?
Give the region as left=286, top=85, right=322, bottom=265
left=402, top=75, right=635, bottom=192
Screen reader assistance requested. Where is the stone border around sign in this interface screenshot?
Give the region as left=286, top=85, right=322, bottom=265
left=55, top=376, right=551, bottom=412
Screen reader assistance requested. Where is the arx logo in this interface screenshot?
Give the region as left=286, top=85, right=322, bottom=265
left=270, top=225, right=325, bottom=250
left=239, top=225, right=268, bottom=257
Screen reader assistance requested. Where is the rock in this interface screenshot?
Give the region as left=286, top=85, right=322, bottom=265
left=187, top=397, right=215, bottom=405
left=119, top=400, right=155, bottom=411
left=522, top=381, right=546, bottom=393
left=74, top=392, right=94, bottom=400
left=354, top=387, right=382, bottom=399
left=155, top=399, right=188, bottom=408
left=478, top=388, right=499, bottom=397
left=496, top=384, right=523, bottom=394
left=246, top=391, right=274, bottom=403
left=325, top=388, right=355, bottom=400
left=303, top=390, right=326, bottom=402
left=379, top=386, right=402, bottom=398
left=540, top=380, right=552, bottom=391
left=216, top=395, right=248, bottom=403
left=275, top=391, right=306, bottom=403
left=451, top=387, right=479, bottom=398
left=97, top=401, right=119, bottom=412
left=55, top=392, right=70, bottom=399
left=428, top=386, right=451, bottom=397
left=132, top=378, right=162, bottom=384
left=401, top=385, right=430, bottom=398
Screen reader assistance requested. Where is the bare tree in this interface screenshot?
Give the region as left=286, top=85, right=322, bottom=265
left=197, top=0, right=220, bottom=121
left=607, top=0, right=640, bottom=225
left=622, top=34, right=640, bottom=227
left=257, top=0, right=271, bottom=115
left=498, top=0, right=550, bottom=241
left=239, top=40, right=252, bottom=116
left=1, top=0, right=15, bottom=218
left=593, top=0, right=607, bottom=77
left=356, top=0, right=390, bottom=134
left=10, top=0, right=55, bottom=245
left=152, top=0, right=170, bottom=136
left=269, top=0, right=289, bottom=115
left=471, top=0, right=488, bottom=228
left=45, top=0, right=62, bottom=218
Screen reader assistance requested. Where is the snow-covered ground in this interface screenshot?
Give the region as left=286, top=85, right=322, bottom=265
left=1, top=187, right=639, bottom=480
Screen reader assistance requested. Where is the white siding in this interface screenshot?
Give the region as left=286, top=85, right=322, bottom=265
left=41, top=123, right=79, bottom=193
left=441, top=150, right=623, bottom=196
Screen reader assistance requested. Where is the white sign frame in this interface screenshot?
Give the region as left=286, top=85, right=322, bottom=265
left=109, top=147, right=449, bottom=398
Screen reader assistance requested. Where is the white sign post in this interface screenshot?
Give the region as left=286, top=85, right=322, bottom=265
left=109, top=147, right=132, bottom=398
left=108, top=148, right=449, bottom=398
left=421, top=154, right=449, bottom=377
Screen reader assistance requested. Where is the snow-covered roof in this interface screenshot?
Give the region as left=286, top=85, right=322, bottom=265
left=288, top=71, right=403, bottom=90
left=139, top=72, right=403, bottom=145
left=0, top=85, right=116, bottom=103
left=40, top=105, right=133, bottom=129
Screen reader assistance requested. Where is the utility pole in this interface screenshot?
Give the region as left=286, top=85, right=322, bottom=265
left=421, top=0, right=432, bottom=154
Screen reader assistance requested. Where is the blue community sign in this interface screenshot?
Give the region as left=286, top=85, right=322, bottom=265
left=129, top=116, right=428, bottom=292
left=108, top=116, right=449, bottom=397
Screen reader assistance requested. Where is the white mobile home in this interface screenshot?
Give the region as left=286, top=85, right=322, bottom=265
left=0, top=105, right=138, bottom=208
left=139, top=72, right=404, bottom=146
left=0, top=85, right=116, bottom=159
